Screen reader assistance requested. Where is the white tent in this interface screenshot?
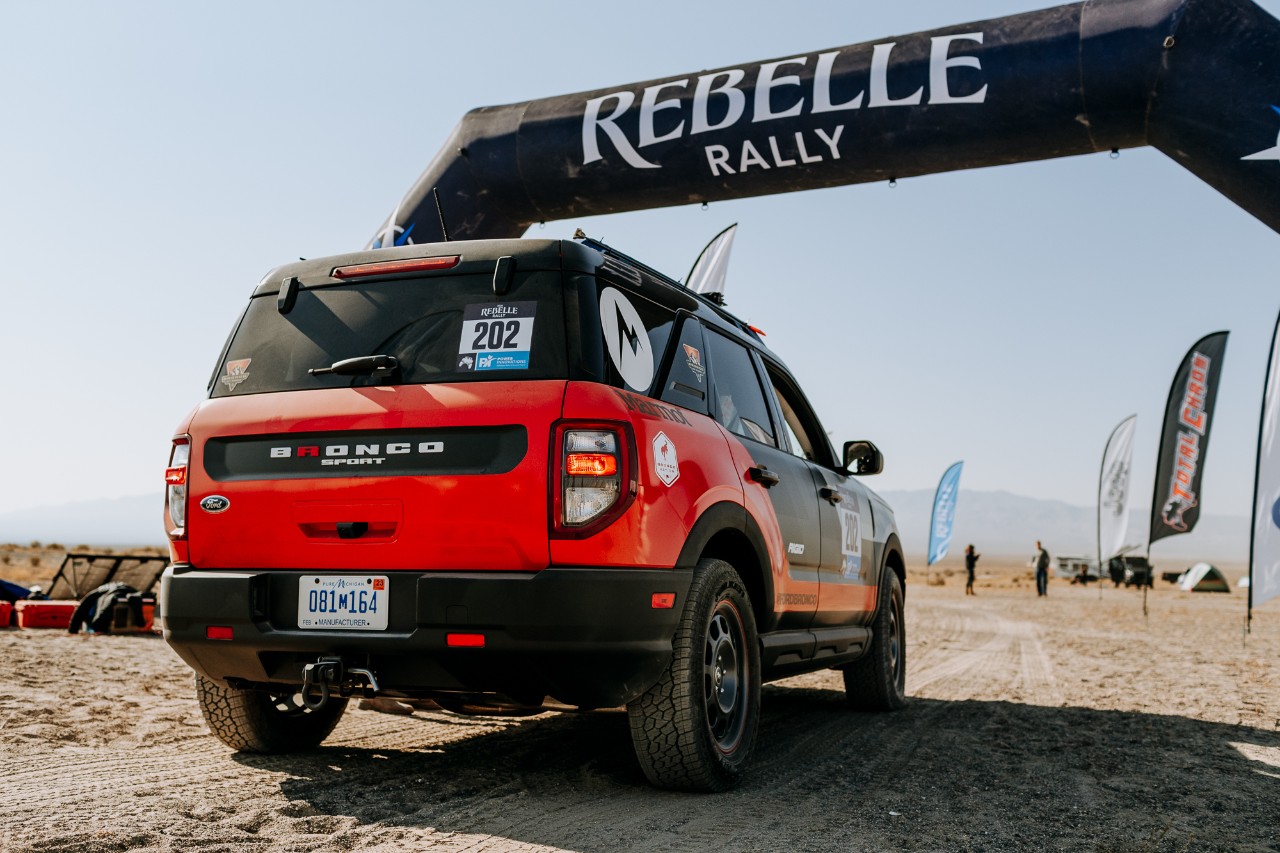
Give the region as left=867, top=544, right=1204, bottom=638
left=1179, top=562, right=1231, bottom=593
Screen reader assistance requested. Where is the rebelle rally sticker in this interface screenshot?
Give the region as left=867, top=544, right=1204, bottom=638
left=653, top=431, right=679, bottom=486
left=457, top=302, right=536, bottom=371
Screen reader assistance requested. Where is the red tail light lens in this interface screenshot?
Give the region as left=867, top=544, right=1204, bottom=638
left=331, top=255, right=461, bottom=279
left=565, top=453, right=618, bottom=477
left=552, top=423, right=637, bottom=538
left=165, top=438, right=190, bottom=539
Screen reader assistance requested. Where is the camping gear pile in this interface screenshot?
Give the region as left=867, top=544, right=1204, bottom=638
left=1, top=552, right=165, bottom=633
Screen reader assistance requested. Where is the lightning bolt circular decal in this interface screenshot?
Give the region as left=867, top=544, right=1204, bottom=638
left=599, top=287, right=654, bottom=391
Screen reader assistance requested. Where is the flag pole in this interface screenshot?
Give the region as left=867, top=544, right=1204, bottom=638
left=1247, top=308, right=1280, bottom=636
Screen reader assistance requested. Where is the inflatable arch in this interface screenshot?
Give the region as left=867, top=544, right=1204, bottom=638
left=369, top=0, right=1280, bottom=248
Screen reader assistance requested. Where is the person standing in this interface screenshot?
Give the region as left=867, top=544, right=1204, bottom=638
left=1034, top=541, right=1050, bottom=597
left=964, top=544, right=979, bottom=596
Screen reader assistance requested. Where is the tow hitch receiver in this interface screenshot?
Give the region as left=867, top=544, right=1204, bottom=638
left=300, top=657, right=381, bottom=710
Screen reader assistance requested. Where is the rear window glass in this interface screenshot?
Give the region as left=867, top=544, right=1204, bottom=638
left=210, top=271, right=568, bottom=397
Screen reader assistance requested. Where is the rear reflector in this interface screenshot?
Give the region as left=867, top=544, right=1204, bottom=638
left=332, top=255, right=461, bottom=279
left=651, top=593, right=676, bottom=609
left=164, top=466, right=187, bottom=485
left=446, top=632, right=485, bottom=648
left=206, top=626, right=233, bottom=640
left=566, top=453, right=618, bottom=477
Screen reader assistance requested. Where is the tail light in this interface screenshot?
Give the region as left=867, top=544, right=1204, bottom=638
left=552, top=422, right=636, bottom=538
left=165, top=437, right=190, bottom=539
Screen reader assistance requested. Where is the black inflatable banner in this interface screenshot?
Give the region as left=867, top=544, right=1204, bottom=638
left=370, top=0, right=1280, bottom=248
left=1149, top=331, right=1229, bottom=545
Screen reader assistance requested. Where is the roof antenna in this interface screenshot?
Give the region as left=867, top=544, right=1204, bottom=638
left=433, top=187, right=451, bottom=242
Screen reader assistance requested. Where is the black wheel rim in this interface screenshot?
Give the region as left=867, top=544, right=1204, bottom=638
left=888, top=592, right=904, bottom=688
left=703, top=599, right=748, bottom=754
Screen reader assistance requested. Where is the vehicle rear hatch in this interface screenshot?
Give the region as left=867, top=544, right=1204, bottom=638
left=184, top=245, right=572, bottom=572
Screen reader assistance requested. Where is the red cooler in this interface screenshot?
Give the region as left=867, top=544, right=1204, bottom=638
left=15, top=600, right=77, bottom=629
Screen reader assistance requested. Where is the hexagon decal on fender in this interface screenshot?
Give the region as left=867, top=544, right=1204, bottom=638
left=652, top=431, right=679, bottom=486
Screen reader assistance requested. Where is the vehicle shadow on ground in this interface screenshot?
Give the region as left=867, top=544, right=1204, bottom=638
left=235, top=685, right=1280, bottom=852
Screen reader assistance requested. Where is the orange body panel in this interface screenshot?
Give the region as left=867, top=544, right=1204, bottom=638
left=183, top=382, right=566, bottom=572
left=552, top=382, right=743, bottom=569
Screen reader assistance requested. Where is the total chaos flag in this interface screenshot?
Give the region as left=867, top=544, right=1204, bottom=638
left=928, top=461, right=964, bottom=566
left=1150, top=332, right=1229, bottom=545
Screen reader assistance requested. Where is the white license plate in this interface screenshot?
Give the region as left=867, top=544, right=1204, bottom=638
left=297, top=575, right=389, bottom=631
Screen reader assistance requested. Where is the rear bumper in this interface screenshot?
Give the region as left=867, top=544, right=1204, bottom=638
left=160, top=564, right=691, bottom=708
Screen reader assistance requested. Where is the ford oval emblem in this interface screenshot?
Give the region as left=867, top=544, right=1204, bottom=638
left=200, top=495, right=231, bottom=514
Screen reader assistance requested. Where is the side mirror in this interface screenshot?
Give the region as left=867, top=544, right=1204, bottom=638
left=842, top=440, right=884, bottom=475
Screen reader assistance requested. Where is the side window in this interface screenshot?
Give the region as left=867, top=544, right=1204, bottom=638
left=705, top=331, right=777, bottom=448
left=596, top=281, right=675, bottom=396
left=763, top=362, right=836, bottom=468
left=659, top=317, right=710, bottom=415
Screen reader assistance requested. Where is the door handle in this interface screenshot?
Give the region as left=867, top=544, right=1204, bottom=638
left=819, top=487, right=843, bottom=505
left=747, top=466, right=781, bottom=488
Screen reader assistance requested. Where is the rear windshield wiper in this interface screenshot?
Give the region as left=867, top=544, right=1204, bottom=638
left=308, top=355, right=400, bottom=377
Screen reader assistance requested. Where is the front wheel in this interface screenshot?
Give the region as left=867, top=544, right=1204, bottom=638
left=842, top=567, right=907, bottom=711
left=627, top=558, right=761, bottom=792
left=196, top=674, right=348, bottom=753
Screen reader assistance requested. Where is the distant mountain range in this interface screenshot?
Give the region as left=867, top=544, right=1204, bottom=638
left=0, top=488, right=1250, bottom=563
left=877, top=489, right=1248, bottom=563
left=0, top=494, right=166, bottom=548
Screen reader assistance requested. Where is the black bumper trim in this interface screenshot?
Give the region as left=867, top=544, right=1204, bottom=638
left=161, top=564, right=691, bottom=708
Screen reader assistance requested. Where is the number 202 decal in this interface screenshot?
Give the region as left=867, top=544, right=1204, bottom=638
left=471, top=320, right=522, bottom=351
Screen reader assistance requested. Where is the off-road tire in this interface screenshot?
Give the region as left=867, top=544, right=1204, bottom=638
left=842, top=568, right=907, bottom=711
left=627, top=558, right=761, bottom=792
left=196, top=674, right=348, bottom=753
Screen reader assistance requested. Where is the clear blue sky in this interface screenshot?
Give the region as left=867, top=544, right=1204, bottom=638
left=1, top=1, right=1276, bottom=542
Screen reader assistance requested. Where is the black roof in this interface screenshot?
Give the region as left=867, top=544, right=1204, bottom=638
left=252, top=237, right=775, bottom=360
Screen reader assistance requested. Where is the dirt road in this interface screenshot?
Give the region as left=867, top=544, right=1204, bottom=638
left=2, top=565, right=1277, bottom=852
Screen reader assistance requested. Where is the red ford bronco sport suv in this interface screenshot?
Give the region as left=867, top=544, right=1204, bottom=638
left=161, top=235, right=906, bottom=791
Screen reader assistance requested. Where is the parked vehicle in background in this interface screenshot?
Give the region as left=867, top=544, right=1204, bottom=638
left=1114, top=556, right=1155, bottom=588
left=1054, top=555, right=1100, bottom=584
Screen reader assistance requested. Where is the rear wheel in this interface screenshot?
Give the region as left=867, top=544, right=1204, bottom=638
left=627, top=558, right=760, bottom=792
left=196, top=674, right=348, bottom=753
left=842, top=568, right=907, bottom=711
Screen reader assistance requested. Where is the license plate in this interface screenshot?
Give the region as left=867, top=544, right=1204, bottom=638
left=297, top=575, right=389, bottom=631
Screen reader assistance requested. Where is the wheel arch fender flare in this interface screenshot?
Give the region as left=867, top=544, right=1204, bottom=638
left=881, top=532, right=906, bottom=600
left=676, top=501, right=775, bottom=633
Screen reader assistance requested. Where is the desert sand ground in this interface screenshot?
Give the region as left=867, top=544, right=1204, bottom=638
left=1, top=551, right=1277, bottom=852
